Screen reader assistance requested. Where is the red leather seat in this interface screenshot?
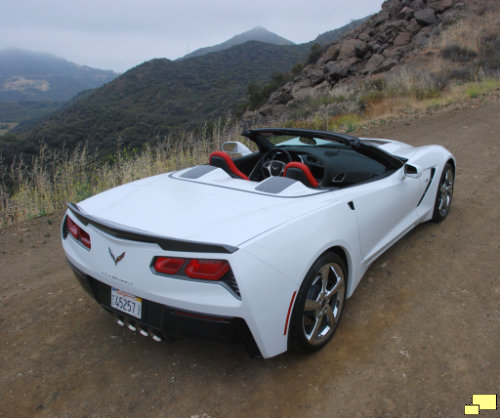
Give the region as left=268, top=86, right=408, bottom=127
left=209, top=151, right=249, bottom=180
left=284, top=162, right=319, bottom=188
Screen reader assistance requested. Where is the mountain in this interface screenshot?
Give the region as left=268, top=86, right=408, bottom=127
left=5, top=41, right=309, bottom=160
left=1, top=20, right=366, bottom=162
left=0, top=49, right=118, bottom=103
left=181, top=26, right=294, bottom=59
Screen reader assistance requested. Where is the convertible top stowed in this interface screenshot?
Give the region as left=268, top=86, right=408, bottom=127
left=61, top=127, right=455, bottom=358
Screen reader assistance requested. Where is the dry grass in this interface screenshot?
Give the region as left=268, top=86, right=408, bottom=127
left=2, top=9, right=500, bottom=227
left=0, top=121, right=239, bottom=226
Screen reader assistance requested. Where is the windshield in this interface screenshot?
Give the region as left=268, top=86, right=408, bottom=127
left=258, top=134, right=346, bottom=148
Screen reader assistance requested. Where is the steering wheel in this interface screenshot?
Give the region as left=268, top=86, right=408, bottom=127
left=256, top=148, right=293, bottom=179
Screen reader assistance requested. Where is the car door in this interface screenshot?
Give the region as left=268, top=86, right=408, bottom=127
left=349, top=168, right=422, bottom=266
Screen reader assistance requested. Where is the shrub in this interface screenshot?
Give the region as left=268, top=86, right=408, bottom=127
left=446, top=68, right=475, bottom=83
left=441, top=45, right=478, bottom=63
left=478, top=35, right=500, bottom=73
left=307, top=43, right=324, bottom=65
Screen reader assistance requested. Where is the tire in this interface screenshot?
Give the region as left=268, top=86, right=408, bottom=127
left=432, top=162, right=454, bottom=222
left=291, top=252, right=346, bottom=352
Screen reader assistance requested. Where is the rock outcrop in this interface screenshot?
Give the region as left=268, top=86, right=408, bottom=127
left=257, top=0, right=462, bottom=117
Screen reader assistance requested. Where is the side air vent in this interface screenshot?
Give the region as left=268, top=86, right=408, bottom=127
left=223, top=271, right=241, bottom=299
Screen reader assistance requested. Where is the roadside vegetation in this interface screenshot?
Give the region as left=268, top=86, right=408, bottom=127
left=0, top=122, right=238, bottom=225
left=1, top=11, right=499, bottom=226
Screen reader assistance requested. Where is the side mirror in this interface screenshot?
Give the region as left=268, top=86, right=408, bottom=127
left=404, top=164, right=422, bottom=179
left=222, top=141, right=252, bottom=158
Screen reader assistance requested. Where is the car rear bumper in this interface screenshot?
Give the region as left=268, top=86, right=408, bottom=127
left=68, top=260, right=262, bottom=358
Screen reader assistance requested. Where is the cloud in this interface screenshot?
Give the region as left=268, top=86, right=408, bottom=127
left=0, top=0, right=384, bottom=72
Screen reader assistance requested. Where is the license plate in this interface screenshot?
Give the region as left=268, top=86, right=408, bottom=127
left=111, top=288, right=142, bottom=319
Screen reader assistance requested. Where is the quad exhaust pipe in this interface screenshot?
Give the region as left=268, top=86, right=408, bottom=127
left=115, top=316, right=162, bottom=342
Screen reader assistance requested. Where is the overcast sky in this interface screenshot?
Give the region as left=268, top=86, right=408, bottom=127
left=1, top=0, right=384, bottom=73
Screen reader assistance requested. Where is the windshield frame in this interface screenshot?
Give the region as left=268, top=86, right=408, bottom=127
left=242, top=128, right=404, bottom=170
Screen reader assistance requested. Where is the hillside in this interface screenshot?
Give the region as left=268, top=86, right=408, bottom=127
left=0, top=49, right=117, bottom=103
left=4, top=41, right=309, bottom=160
left=2, top=19, right=366, bottom=163
left=255, top=0, right=500, bottom=117
left=181, top=26, right=294, bottom=59
left=0, top=49, right=118, bottom=123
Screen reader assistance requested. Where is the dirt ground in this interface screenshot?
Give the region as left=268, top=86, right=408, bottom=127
left=1, top=100, right=499, bottom=417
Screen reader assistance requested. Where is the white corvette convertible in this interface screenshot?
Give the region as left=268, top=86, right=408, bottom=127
left=61, top=128, right=455, bottom=358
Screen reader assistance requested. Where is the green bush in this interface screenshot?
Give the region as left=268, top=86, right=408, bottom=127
left=307, top=43, right=324, bottom=65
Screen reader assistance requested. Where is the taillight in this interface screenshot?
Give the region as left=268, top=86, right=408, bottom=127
left=185, top=259, right=230, bottom=280
left=79, top=229, right=91, bottom=249
left=153, top=257, right=230, bottom=281
left=153, top=257, right=185, bottom=275
left=65, top=215, right=91, bottom=249
left=66, top=216, right=79, bottom=239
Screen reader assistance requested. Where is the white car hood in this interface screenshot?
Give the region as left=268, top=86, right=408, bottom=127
left=77, top=167, right=326, bottom=248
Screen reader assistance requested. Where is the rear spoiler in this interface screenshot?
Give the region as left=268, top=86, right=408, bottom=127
left=66, top=203, right=239, bottom=254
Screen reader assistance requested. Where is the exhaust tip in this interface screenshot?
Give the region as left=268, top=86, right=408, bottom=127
left=116, top=319, right=125, bottom=327
left=151, top=333, right=162, bottom=342
left=139, top=328, right=149, bottom=337
left=127, top=323, right=137, bottom=332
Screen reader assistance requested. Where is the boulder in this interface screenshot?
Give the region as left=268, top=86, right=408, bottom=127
left=369, top=41, right=385, bottom=54
left=415, top=9, right=437, bottom=26
left=382, top=0, right=407, bottom=18
left=338, top=39, right=367, bottom=59
left=398, top=6, right=415, bottom=20
left=304, top=68, right=325, bottom=86
left=410, top=0, right=426, bottom=11
left=407, top=18, right=423, bottom=34
left=430, top=0, right=453, bottom=13
left=358, top=31, right=372, bottom=42
left=364, top=54, right=385, bottom=74
left=354, top=41, right=372, bottom=59
left=414, top=27, right=433, bottom=47
left=372, top=11, right=391, bottom=27
left=259, top=103, right=284, bottom=118
left=374, top=57, right=399, bottom=74
left=269, top=91, right=292, bottom=105
left=383, top=45, right=411, bottom=60
left=393, top=31, right=412, bottom=46
left=325, top=58, right=359, bottom=81
left=379, top=19, right=408, bottom=32
left=322, top=45, right=340, bottom=63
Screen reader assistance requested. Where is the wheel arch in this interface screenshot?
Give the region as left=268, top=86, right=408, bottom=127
left=320, top=245, right=350, bottom=292
left=446, top=158, right=456, bottom=177
left=288, top=246, right=349, bottom=352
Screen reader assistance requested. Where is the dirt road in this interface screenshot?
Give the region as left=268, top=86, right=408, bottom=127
left=1, top=101, right=499, bottom=417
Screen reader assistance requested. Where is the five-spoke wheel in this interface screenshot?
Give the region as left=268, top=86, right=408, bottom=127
left=432, top=162, right=454, bottom=222
left=291, top=252, right=346, bottom=351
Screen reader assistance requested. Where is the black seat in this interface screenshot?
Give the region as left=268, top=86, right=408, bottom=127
left=284, top=162, right=319, bottom=188
left=209, top=151, right=249, bottom=180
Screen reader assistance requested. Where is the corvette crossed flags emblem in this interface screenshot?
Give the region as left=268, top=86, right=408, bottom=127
left=108, top=248, right=126, bottom=265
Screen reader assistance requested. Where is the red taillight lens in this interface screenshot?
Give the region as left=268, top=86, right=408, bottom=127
left=153, top=257, right=185, bottom=275
left=66, top=216, right=79, bottom=239
left=79, top=229, right=91, bottom=249
left=66, top=215, right=91, bottom=249
left=185, top=259, right=230, bottom=281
